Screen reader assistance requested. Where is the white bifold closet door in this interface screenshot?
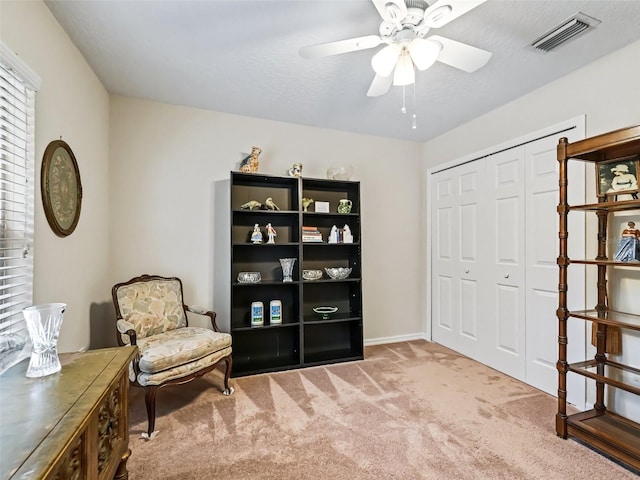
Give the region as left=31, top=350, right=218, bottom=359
left=431, top=131, right=586, bottom=408
left=432, top=148, right=526, bottom=379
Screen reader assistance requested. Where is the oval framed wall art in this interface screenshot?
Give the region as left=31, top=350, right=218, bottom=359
left=41, top=140, right=83, bottom=237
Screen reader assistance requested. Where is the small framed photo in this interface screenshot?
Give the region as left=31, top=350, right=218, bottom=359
left=596, top=155, right=640, bottom=199
left=315, top=201, right=330, bottom=213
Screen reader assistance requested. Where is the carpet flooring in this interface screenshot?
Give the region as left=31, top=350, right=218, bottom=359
left=126, top=340, right=638, bottom=479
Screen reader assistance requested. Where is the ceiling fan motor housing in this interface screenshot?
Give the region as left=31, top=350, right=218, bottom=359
left=380, top=0, right=428, bottom=38
left=405, top=0, right=429, bottom=25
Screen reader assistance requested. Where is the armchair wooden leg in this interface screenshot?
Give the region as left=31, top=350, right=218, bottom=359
left=222, top=356, right=233, bottom=395
left=143, top=386, right=159, bottom=437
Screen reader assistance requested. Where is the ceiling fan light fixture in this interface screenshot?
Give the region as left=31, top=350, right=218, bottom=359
left=392, top=51, right=415, bottom=86
left=408, top=38, right=442, bottom=70
left=371, top=43, right=401, bottom=77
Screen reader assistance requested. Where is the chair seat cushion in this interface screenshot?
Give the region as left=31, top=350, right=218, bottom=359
left=137, top=326, right=231, bottom=374
left=135, top=345, right=232, bottom=387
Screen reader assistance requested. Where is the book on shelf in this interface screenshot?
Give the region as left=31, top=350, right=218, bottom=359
left=302, top=225, right=323, bottom=242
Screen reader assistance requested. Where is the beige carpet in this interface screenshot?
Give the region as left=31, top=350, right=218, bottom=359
left=127, top=340, right=638, bottom=479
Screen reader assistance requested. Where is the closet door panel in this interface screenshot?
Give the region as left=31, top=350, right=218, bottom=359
left=484, top=149, right=526, bottom=379
left=524, top=134, right=586, bottom=409
left=432, top=172, right=461, bottom=350
left=431, top=161, right=486, bottom=361
left=496, top=284, right=520, bottom=355
left=459, top=278, right=478, bottom=339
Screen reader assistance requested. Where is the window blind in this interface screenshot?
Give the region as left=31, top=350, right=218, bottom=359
left=0, top=59, right=36, bottom=339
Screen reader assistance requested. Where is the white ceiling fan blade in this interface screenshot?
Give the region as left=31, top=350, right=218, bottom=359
left=408, top=38, right=443, bottom=70
left=423, top=0, right=487, bottom=28
left=299, top=35, right=382, bottom=59
left=371, top=0, right=408, bottom=24
left=367, top=74, right=393, bottom=97
left=429, top=35, right=491, bottom=72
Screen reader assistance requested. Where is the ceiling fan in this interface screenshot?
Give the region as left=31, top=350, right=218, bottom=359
left=299, top=0, right=492, bottom=97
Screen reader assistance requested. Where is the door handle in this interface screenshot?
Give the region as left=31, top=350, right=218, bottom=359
left=465, top=269, right=469, bottom=274
left=504, top=274, right=510, bottom=279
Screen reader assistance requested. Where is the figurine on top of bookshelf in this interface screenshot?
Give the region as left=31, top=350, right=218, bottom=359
left=288, top=163, right=303, bottom=177
left=241, top=200, right=262, bottom=210
left=266, top=223, right=276, bottom=244
left=250, top=224, right=263, bottom=244
left=265, top=197, right=280, bottom=211
left=613, top=221, right=640, bottom=262
left=343, top=224, right=353, bottom=243
left=239, top=146, right=261, bottom=173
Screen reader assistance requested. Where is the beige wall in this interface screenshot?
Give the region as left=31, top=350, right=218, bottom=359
left=1, top=1, right=110, bottom=353
left=109, top=97, right=425, bottom=342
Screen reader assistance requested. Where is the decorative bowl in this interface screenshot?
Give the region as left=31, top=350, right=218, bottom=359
left=324, top=267, right=352, bottom=280
left=313, top=306, right=338, bottom=319
left=302, top=269, right=323, bottom=281
left=237, top=271, right=261, bottom=284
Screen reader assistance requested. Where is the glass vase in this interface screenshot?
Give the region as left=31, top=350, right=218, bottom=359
left=22, top=303, right=66, bottom=378
left=279, top=258, right=296, bottom=283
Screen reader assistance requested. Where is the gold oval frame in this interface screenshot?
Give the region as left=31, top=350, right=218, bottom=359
left=41, top=140, right=83, bottom=237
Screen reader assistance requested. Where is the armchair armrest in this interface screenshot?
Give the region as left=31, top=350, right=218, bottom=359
left=116, top=318, right=142, bottom=383
left=116, top=318, right=138, bottom=345
left=185, top=304, right=220, bottom=332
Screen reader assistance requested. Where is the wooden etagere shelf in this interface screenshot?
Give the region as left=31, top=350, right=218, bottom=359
left=556, top=125, right=640, bottom=471
left=570, top=199, right=640, bottom=212
left=228, top=171, right=363, bottom=377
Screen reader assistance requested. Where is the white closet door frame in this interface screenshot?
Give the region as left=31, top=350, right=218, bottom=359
left=424, top=116, right=587, bottom=406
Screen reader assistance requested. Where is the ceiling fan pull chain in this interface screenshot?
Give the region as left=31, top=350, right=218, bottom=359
left=412, top=82, right=417, bottom=129
left=401, top=84, right=407, bottom=114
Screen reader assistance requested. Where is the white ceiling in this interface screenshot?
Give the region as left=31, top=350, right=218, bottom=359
left=44, top=0, right=640, bottom=143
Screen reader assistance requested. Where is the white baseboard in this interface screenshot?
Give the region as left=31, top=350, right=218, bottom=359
left=364, top=332, right=429, bottom=347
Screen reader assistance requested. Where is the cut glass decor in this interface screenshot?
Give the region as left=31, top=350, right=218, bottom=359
left=279, top=258, right=296, bottom=282
left=22, top=303, right=66, bottom=378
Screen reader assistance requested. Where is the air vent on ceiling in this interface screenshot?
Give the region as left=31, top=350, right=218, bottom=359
left=531, top=12, right=601, bottom=53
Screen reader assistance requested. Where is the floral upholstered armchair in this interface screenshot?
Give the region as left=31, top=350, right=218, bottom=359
left=112, top=274, right=233, bottom=438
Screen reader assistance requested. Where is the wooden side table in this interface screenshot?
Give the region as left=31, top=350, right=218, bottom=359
left=1, top=346, right=137, bottom=479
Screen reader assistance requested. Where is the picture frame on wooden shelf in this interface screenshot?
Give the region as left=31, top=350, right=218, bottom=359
left=596, top=154, right=640, bottom=200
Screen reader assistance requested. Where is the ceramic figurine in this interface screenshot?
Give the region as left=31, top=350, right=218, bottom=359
left=288, top=163, right=303, bottom=177
left=239, top=146, right=262, bottom=173
left=241, top=200, right=262, bottom=210
left=614, top=221, right=640, bottom=262
left=266, top=223, right=277, bottom=244
left=343, top=224, right=353, bottom=243
left=302, top=197, right=314, bottom=212
left=250, top=223, right=263, bottom=244
left=265, top=197, right=280, bottom=211
left=328, top=225, right=339, bottom=244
